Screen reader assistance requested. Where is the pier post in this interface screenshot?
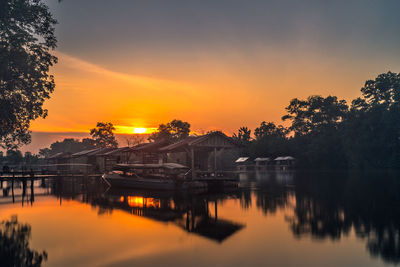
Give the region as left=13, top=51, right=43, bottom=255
left=11, top=172, right=15, bottom=203
left=214, top=147, right=217, bottom=176
left=214, top=200, right=218, bottom=222
left=191, top=148, right=195, bottom=180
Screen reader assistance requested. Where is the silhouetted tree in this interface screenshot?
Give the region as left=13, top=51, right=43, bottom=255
left=282, top=95, right=348, bottom=136
left=6, top=149, right=23, bottom=165
left=149, top=119, right=190, bottom=143
left=281, top=96, right=348, bottom=168
left=342, top=72, right=400, bottom=168
left=233, top=126, right=252, bottom=145
left=90, top=122, right=118, bottom=148
left=0, top=0, right=57, bottom=149
left=247, top=121, right=289, bottom=158
left=39, top=137, right=97, bottom=157
left=0, top=216, right=48, bottom=266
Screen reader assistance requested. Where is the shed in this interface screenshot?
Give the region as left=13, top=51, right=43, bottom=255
left=159, top=132, right=240, bottom=179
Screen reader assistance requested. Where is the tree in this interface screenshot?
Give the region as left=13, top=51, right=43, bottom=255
left=281, top=96, right=349, bottom=168
left=254, top=122, right=286, bottom=140
left=39, top=137, right=97, bottom=157
left=282, top=95, right=348, bottom=136
left=249, top=122, right=288, bottom=158
left=0, top=0, right=58, bottom=149
left=343, top=72, right=400, bottom=168
left=232, top=126, right=252, bottom=144
left=149, top=119, right=190, bottom=143
left=0, top=216, right=48, bottom=266
left=352, top=71, right=400, bottom=111
left=90, top=122, right=118, bottom=148
left=125, top=135, right=144, bottom=147
left=5, top=149, right=23, bottom=165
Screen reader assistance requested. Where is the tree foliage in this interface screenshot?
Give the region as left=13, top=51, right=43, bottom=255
left=0, top=0, right=58, bottom=149
left=236, top=72, right=400, bottom=169
left=233, top=126, right=251, bottom=145
left=149, top=119, right=190, bottom=143
left=89, top=122, right=118, bottom=148
left=0, top=216, right=48, bottom=266
left=282, top=95, right=348, bottom=136
left=38, top=138, right=96, bottom=157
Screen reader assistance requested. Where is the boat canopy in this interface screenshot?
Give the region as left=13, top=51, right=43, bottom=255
left=115, top=163, right=189, bottom=170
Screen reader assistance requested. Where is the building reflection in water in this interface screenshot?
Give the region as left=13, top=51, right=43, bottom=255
left=1, top=170, right=400, bottom=264
left=90, top=189, right=245, bottom=243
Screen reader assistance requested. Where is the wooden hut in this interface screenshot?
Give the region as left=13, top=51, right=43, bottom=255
left=254, top=157, right=272, bottom=171
left=274, top=156, right=295, bottom=170
left=235, top=157, right=253, bottom=172
left=159, top=132, right=240, bottom=179
left=46, top=152, right=72, bottom=173
left=128, top=140, right=170, bottom=164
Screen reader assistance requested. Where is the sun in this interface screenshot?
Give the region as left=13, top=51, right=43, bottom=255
left=133, top=127, right=147, bottom=134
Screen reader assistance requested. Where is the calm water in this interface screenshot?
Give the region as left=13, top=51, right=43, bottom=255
left=1, top=171, right=400, bottom=267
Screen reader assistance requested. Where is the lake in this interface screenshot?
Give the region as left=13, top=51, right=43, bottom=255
left=0, top=171, right=399, bottom=267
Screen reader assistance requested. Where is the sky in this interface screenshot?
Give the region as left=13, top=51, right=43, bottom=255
left=24, top=0, right=400, bottom=152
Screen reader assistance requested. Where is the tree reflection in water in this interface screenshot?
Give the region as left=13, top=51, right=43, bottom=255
left=287, top=171, right=400, bottom=264
left=8, top=172, right=400, bottom=264
left=0, top=216, right=47, bottom=266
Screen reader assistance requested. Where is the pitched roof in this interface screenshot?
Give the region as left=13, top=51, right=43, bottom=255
left=129, top=140, right=170, bottom=153
left=99, top=147, right=130, bottom=156
left=71, top=148, right=101, bottom=157
left=235, top=157, right=250, bottom=163
left=71, top=147, right=116, bottom=157
left=47, top=152, right=71, bottom=159
left=274, top=156, right=295, bottom=161
left=158, top=136, right=199, bottom=152
left=254, top=157, right=271, bottom=162
left=159, top=132, right=239, bottom=152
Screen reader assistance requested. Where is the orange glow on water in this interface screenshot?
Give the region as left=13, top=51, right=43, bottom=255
left=126, top=196, right=160, bottom=208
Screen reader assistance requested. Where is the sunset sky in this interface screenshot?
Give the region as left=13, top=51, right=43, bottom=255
left=25, top=0, right=400, bottom=152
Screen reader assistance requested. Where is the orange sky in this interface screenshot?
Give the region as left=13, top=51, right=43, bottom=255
left=22, top=0, right=400, bottom=153
left=30, top=50, right=390, bottom=136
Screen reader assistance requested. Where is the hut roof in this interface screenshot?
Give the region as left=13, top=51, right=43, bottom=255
left=71, top=147, right=115, bottom=157
left=254, top=157, right=271, bottom=162
left=274, top=156, right=295, bottom=161
left=99, top=147, right=130, bottom=156
left=159, top=132, right=239, bottom=152
left=71, top=148, right=101, bottom=157
left=235, top=157, right=250, bottom=163
left=47, top=152, right=71, bottom=159
left=129, top=140, right=170, bottom=153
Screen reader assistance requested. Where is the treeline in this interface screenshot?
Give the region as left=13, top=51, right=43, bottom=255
left=0, top=150, right=42, bottom=168
left=38, top=122, right=118, bottom=157
left=233, top=72, right=400, bottom=169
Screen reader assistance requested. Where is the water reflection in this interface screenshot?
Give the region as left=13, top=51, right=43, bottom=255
left=90, top=189, right=245, bottom=243
left=0, top=216, right=48, bottom=266
left=1, top=171, right=400, bottom=265
left=290, top=172, right=400, bottom=265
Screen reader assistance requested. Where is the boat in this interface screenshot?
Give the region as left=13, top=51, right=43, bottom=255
left=102, top=163, right=207, bottom=191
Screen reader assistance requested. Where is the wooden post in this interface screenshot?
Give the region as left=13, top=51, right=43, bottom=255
left=186, top=211, right=190, bottom=230
left=214, top=200, right=218, bottom=222
left=12, top=172, right=15, bottom=203
left=30, top=178, right=34, bottom=205
left=191, top=148, right=195, bottom=180
left=214, top=147, right=217, bottom=176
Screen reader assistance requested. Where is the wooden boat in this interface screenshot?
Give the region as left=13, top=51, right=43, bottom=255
left=102, top=163, right=207, bottom=190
